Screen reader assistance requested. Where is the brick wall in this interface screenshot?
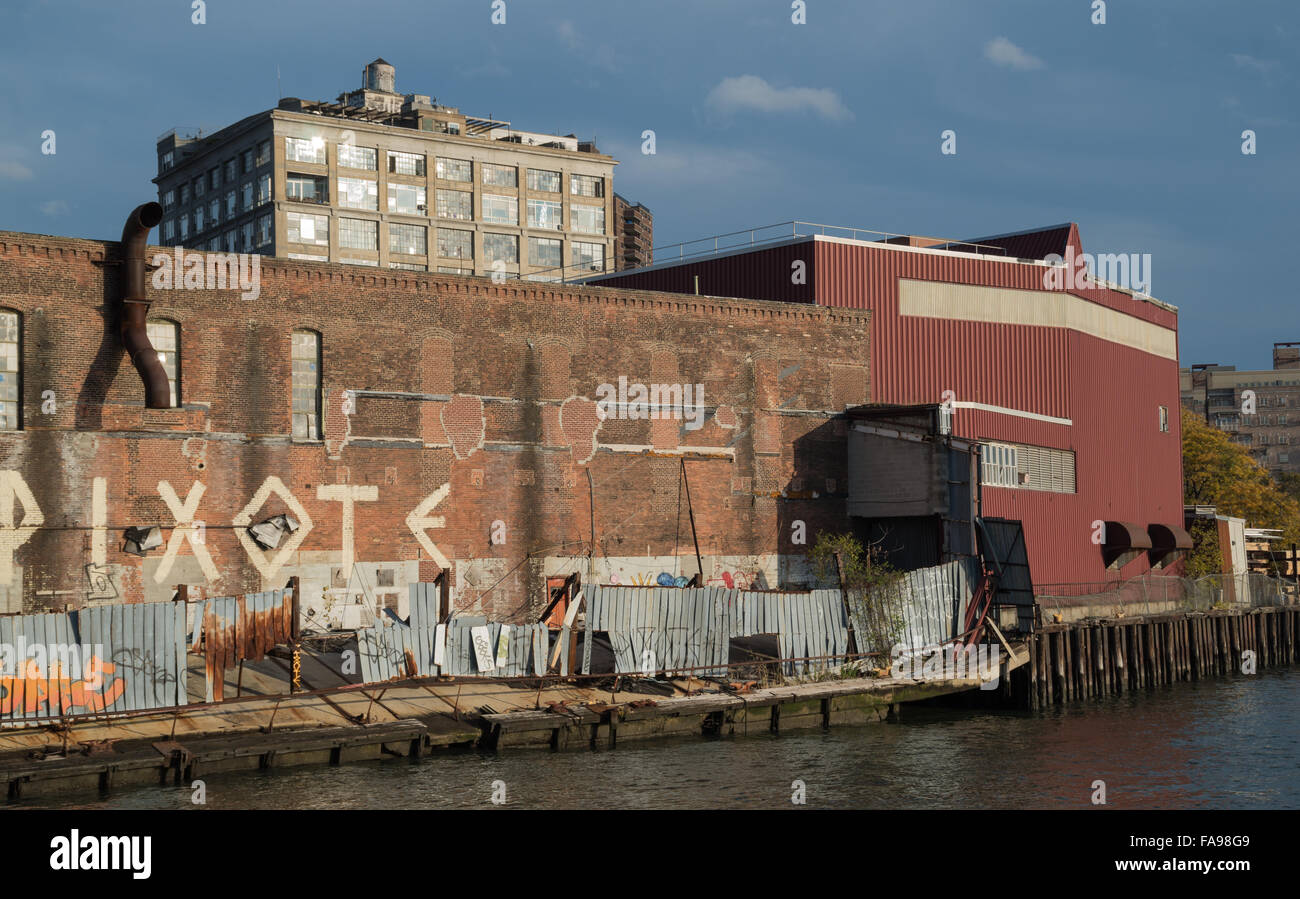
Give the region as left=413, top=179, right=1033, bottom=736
left=0, top=232, right=869, bottom=620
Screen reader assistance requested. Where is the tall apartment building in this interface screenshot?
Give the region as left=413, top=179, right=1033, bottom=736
left=154, top=59, right=627, bottom=280
left=1180, top=342, right=1300, bottom=474
left=612, top=193, right=653, bottom=270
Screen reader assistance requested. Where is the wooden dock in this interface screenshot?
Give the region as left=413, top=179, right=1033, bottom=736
left=1020, top=605, right=1299, bottom=708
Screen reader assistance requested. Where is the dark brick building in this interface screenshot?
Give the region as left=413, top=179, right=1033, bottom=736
left=613, top=193, right=653, bottom=271
left=0, top=228, right=868, bottom=620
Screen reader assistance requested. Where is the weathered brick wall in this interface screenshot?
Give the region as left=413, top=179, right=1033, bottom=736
left=0, top=232, right=870, bottom=621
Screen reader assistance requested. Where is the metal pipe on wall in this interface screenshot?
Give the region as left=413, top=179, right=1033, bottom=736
left=119, top=202, right=170, bottom=408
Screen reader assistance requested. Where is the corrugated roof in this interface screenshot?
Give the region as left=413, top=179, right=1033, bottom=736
left=952, top=223, right=1078, bottom=261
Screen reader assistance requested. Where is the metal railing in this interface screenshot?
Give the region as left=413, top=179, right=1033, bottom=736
left=1036, top=573, right=1299, bottom=618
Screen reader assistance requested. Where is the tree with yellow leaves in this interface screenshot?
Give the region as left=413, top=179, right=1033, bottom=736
left=1182, top=408, right=1300, bottom=546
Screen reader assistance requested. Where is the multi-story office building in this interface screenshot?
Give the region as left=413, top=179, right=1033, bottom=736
left=612, top=193, right=653, bottom=270
left=154, top=59, right=623, bottom=280
left=1180, top=342, right=1300, bottom=474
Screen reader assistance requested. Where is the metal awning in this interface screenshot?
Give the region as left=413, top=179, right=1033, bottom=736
left=1104, top=521, right=1152, bottom=550
left=1148, top=522, right=1193, bottom=551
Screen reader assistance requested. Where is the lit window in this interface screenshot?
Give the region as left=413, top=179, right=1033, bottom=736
left=527, top=169, right=561, bottom=192
left=1159, top=405, right=1169, bottom=432
left=257, top=173, right=272, bottom=205
left=573, top=240, right=604, bottom=272
left=0, top=311, right=20, bottom=430
left=147, top=319, right=180, bottom=407
left=484, top=232, right=518, bottom=264
left=387, top=151, right=426, bottom=176
left=337, top=177, right=378, bottom=210
left=287, top=212, right=328, bottom=246
left=571, top=203, right=605, bottom=235
left=527, top=199, right=562, bottom=230
left=436, top=158, right=472, bottom=182
left=291, top=330, right=321, bottom=440
left=481, top=164, right=517, bottom=187
left=285, top=136, right=326, bottom=165
left=438, top=228, right=473, bottom=260
left=482, top=194, right=518, bottom=225
left=338, top=217, right=378, bottom=250
left=339, top=144, right=377, bottom=171
left=436, top=189, right=473, bottom=221
left=387, top=183, right=427, bottom=215
left=570, top=174, right=604, bottom=198
left=389, top=223, right=427, bottom=256
left=528, top=236, right=562, bottom=269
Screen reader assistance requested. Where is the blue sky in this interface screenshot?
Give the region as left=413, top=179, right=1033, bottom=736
left=1, top=0, right=1295, bottom=368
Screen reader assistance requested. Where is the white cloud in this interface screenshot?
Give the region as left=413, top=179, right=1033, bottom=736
left=1231, top=54, right=1280, bottom=77
left=604, top=138, right=775, bottom=189
left=40, top=200, right=68, bottom=216
left=705, top=75, right=852, bottom=121
left=0, top=159, right=33, bottom=181
left=984, top=37, right=1044, bottom=71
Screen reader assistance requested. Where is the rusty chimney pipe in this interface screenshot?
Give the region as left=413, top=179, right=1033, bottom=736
left=119, top=202, right=170, bottom=408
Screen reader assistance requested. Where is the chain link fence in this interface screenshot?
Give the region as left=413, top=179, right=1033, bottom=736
left=1036, top=572, right=1299, bottom=618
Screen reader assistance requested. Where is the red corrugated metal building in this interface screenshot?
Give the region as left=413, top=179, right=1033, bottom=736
left=588, top=223, right=1184, bottom=588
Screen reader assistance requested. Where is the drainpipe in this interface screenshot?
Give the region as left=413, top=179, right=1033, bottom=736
left=119, top=202, right=170, bottom=408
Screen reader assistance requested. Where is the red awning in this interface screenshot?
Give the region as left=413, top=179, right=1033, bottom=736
left=1148, top=523, right=1194, bottom=551
left=1103, top=521, right=1153, bottom=551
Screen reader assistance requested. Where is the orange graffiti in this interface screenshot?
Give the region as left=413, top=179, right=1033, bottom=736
left=0, top=657, right=127, bottom=715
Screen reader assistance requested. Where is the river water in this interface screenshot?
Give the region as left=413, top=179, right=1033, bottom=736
left=26, top=667, right=1300, bottom=810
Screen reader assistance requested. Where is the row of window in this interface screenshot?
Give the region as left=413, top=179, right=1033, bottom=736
left=284, top=212, right=605, bottom=268
left=164, top=174, right=272, bottom=237
left=0, top=311, right=322, bottom=438
left=284, top=136, right=606, bottom=196
left=164, top=214, right=273, bottom=252
left=160, top=139, right=272, bottom=192
left=980, top=441, right=1077, bottom=494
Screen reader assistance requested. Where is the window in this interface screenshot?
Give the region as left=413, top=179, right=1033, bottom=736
left=339, top=144, right=377, bottom=171
left=387, top=151, right=426, bottom=176
left=162, top=189, right=176, bottom=210
left=338, top=217, right=378, bottom=250
left=180, top=183, right=190, bottom=205
left=0, top=311, right=19, bottom=430
left=528, top=236, right=563, bottom=269
left=389, top=223, right=427, bottom=256
left=436, top=189, right=473, bottom=221
left=242, top=181, right=254, bottom=210
left=209, top=168, right=220, bottom=190
left=285, top=136, right=325, bottom=165
left=160, top=151, right=174, bottom=172
left=179, top=216, right=189, bottom=242
left=390, top=261, right=427, bottom=271
left=242, top=148, right=254, bottom=173
left=438, top=266, right=470, bottom=275
left=292, top=330, right=321, bottom=440
left=287, top=174, right=328, bottom=204
left=527, top=198, right=562, bottom=230
left=481, top=163, right=517, bottom=187
left=482, top=194, right=518, bottom=225
left=571, top=174, right=604, bottom=198
left=527, top=168, right=561, bottom=193
left=340, top=257, right=379, bottom=267
left=224, top=158, right=237, bottom=182
left=256, top=140, right=271, bottom=167
left=194, top=177, right=205, bottom=199
left=209, top=199, right=220, bottom=227
left=163, top=220, right=175, bottom=243
left=225, top=190, right=237, bottom=218
left=287, top=211, right=328, bottom=246
left=483, top=232, right=518, bottom=264
left=147, top=319, right=180, bottom=407
left=337, top=177, right=378, bottom=210
left=573, top=240, right=605, bottom=272
left=241, top=221, right=254, bottom=250
left=287, top=252, right=328, bottom=262
left=981, top=443, right=1019, bottom=488
left=194, top=206, right=205, bottom=232
left=436, top=157, right=472, bottom=182
left=571, top=203, right=605, bottom=235
left=981, top=441, right=1076, bottom=493
left=256, top=214, right=272, bottom=247
left=438, top=228, right=473, bottom=260
left=257, top=173, right=272, bottom=205
left=387, top=182, right=427, bottom=215
left=224, top=230, right=237, bottom=253
left=1159, top=405, right=1169, bottom=433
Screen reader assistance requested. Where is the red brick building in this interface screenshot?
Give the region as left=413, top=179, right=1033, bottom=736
left=0, top=224, right=868, bottom=619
